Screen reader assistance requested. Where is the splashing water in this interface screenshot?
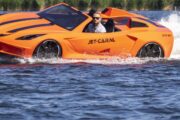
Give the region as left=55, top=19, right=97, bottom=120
left=14, top=57, right=165, bottom=65
left=159, top=12, right=180, bottom=59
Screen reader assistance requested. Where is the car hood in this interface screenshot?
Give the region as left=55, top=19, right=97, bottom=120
left=0, top=12, right=67, bottom=35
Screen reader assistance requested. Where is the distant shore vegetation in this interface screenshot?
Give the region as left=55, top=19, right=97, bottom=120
left=0, top=0, right=180, bottom=11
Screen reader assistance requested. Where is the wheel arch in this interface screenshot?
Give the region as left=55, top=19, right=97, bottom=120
left=33, top=39, right=63, bottom=58
left=131, top=40, right=165, bottom=57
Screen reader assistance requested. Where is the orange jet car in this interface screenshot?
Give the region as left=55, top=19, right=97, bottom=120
left=0, top=3, right=174, bottom=60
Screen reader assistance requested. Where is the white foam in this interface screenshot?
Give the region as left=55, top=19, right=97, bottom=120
left=159, top=12, right=180, bottom=59
left=15, top=57, right=163, bottom=65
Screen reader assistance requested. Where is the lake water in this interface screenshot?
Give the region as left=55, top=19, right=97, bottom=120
left=0, top=11, right=180, bottom=120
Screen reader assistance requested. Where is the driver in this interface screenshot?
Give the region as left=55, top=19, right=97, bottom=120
left=86, top=13, right=106, bottom=33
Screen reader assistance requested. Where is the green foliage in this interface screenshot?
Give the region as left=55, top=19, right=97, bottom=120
left=136, top=0, right=144, bottom=10
left=174, top=0, right=180, bottom=7
left=146, top=0, right=164, bottom=10
left=0, top=0, right=21, bottom=11
left=90, top=0, right=102, bottom=9
left=0, top=0, right=178, bottom=11
left=78, top=0, right=89, bottom=10
left=126, top=0, right=136, bottom=10
left=21, top=0, right=40, bottom=11
left=110, top=0, right=125, bottom=9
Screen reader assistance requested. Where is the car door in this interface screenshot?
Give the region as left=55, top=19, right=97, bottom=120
left=67, top=31, right=136, bottom=57
left=67, top=32, right=113, bottom=55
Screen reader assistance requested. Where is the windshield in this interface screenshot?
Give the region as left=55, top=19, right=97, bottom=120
left=38, top=4, right=87, bottom=30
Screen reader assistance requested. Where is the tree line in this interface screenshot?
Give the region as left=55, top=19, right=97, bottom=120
left=0, top=0, right=179, bottom=11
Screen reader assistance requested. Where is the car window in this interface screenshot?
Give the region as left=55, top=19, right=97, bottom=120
left=113, top=17, right=131, bottom=26
left=137, top=17, right=165, bottom=28
left=38, top=4, right=87, bottom=30
left=130, top=21, right=148, bottom=28
left=111, top=17, right=131, bottom=31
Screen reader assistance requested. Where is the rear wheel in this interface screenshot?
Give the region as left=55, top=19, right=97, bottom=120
left=137, top=43, right=164, bottom=58
left=33, top=40, right=62, bottom=59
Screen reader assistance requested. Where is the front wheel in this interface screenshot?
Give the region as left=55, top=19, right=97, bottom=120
left=137, top=43, right=164, bottom=58
left=33, top=40, right=62, bottom=59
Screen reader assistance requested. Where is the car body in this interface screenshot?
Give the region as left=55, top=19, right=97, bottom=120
left=0, top=3, right=174, bottom=59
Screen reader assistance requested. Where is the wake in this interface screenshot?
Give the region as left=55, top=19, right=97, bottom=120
left=159, top=12, right=180, bottom=59
left=16, top=57, right=163, bottom=65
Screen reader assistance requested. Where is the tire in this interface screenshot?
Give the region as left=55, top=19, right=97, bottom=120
left=137, top=43, right=164, bottom=58
left=33, top=40, right=62, bottom=59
